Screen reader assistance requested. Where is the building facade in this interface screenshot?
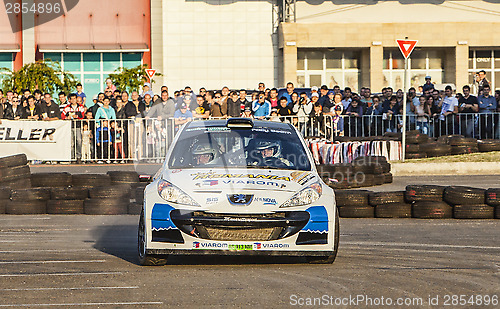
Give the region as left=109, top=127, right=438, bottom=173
left=1, top=0, right=499, bottom=95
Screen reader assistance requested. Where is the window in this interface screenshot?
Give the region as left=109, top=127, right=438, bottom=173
left=43, top=52, right=143, bottom=107
left=383, top=48, right=444, bottom=90
left=0, top=53, right=13, bottom=88
left=296, top=49, right=361, bottom=92
left=469, top=49, right=500, bottom=91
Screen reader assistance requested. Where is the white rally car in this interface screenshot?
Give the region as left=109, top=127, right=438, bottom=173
left=138, top=118, right=339, bottom=265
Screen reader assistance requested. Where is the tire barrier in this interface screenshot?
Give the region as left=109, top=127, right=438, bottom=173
left=412, top=201, right=453, bottom=219
left=334, top=185, right=499, bottom=219
left=319, top=156, right=392, bottom=189
left=478, top=140, right=500, bottom=152
left=47, top=200, right=85, bottom=214
left=83, top=198, right=129, bottom=215
left=31, top=172, right=72, bottom=188
left=0, top=154, right=147, bottom=215
left=405, top=185, right=446, bottom=202
left=72, top=174, right=112, bottom=188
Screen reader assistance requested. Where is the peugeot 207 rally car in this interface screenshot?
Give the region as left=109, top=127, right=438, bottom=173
left=138, top=118, right=339, bottom=265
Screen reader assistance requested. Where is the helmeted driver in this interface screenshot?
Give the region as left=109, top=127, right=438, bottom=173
left=192, top=142, right=219, bottom=166
left=253, top=140, right=293, bottom=167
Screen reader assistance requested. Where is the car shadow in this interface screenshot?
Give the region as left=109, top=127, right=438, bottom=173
left=92, top=220, right=315, bottom=266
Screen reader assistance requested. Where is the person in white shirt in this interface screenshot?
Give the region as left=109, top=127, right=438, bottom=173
left=438, top=85, right=459, bottom=136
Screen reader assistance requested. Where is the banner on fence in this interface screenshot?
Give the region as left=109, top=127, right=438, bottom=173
left=0, top=120, right=71, bottom=161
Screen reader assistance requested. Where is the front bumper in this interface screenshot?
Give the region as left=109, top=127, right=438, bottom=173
left=146, top=249, right=335, bottom=256
left=147, top=203, right=335, bottom=252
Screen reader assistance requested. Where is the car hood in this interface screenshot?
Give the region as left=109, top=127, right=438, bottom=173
left=162, top=168, right=318, bottom=211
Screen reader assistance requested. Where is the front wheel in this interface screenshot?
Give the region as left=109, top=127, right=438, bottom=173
left=307, top=208, right=340, bottom=264
left=138, top=210, right=168, bottom=266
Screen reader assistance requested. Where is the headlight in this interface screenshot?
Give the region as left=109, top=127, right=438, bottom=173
left=280, top=182, right=322, bottom=208
left=157, top=179, right=200, bottom=206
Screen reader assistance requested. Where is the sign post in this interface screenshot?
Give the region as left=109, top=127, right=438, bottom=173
left=397, top=39, right=417, bottom=162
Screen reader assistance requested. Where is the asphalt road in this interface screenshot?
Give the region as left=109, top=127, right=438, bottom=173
left=0, top=215, right=498, bottom=308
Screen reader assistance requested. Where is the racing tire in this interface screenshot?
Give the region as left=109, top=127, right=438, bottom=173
left=6, top=200, right=46, bottom=214
left=406, top=133, right=428, bottom=145
left=420, top=143, right=452, bottom=157
left=382, top=173, right=393, bottom=184
left=11, top=188, right=51, bottom=201
left=50, top=187, right=89, bottom=200
left=373, top=175, right=385, bottom=186
left=334, top=190, right=370, bottom=207
left=107, top=171, right=140, bottom=184
left=307, top=208, right=339, bottom=264
left=443, top=186, right=486, bottom=205
left=477, top=140, right=500, bottom=152
left=338, top=206, right=374, bottom=218
left=0, top=165, right=31, bottom=183
left=0, top=154, right=28, bottom=168
left=412, top=201, right=453, bottom=219
left=84, top=198, right=128, bottom=215
left=356, top=174, right=375, bottom=187
left=138, top=210, right=168, bottom=266
left=89, top=184, right=132, bottom=199
left=404, top=152, right=427, bottom=159
left=72, top=174, right=112, bottom=188
left=405, top=185, right=445, bottom=202
left=1, top=177, right=32, bottom=190
left=31, top=173, right=72, bottom=188
left=47, top=200, right=84, bottom=214
left=375, top=203, right=412, bottom=218
left=368, top=191, right=405, bottom=206
left=486, top=188, right=500, bottom=206
left=453, top=204, right=494, bottom=219
left=450, top=145, right=478, bottom=155
left=448, top=136, right=477, bottom=146
left=405, top=143, right=420, bottom=154
left=0, top=187, right=11, bottom=200
left=354, top=163, right=384, bottom=175
left=134, top=185, right=147, bottom=204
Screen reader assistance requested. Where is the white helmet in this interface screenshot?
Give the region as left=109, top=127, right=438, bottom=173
left=192, top=143, right=219, bottom=165
left=254, top=140, right=281, bottom=158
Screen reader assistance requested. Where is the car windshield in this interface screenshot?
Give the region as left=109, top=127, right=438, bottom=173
left=168, top=124, right=312, bottom=171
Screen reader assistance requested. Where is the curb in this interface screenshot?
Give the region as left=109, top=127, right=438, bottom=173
left=391, top=162, right=500, bottom=176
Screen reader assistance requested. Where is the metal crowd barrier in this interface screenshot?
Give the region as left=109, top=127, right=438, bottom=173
left=66, top=112, right=498, bottom=163
left=71, top=118, right=176, bottom=163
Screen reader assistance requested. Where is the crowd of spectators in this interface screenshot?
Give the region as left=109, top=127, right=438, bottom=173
left=0, top=72, right=499, bottom=162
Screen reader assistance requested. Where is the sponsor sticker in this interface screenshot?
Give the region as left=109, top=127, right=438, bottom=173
left=254, top=197, right=277, bottom=205
left=191, top=172, right=291, bottom=182
left=192, top=242, right=290, bottom=250
left=206, top=197, right=219, bottom=204
left=195, top=180, right=219, bottom=187
left=222, top=179, right=286, bottom=189
left=290, top=171, right=315, bottom=185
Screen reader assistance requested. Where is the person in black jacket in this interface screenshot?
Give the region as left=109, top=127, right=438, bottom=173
left=125, top=91, right=146, bottom=118
left=226, top=91, right=241, bottom=118
left=23, top=96, right=42, bottom=120
left=4, top=98, right=23, bottom=120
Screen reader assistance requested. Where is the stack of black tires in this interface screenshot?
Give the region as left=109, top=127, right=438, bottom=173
left=404, top=135, right=500, bottom=159
left=0, top=153, right=145, bottom=215
left=336, top=185, right=500, bottom=219
left=336, top=190, right=410, bottom=218
left=404, top=130, right=431, bottom=159
left=0, top=154, right=31, bottom=188
left=317, top=156, right=392, bottom=189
